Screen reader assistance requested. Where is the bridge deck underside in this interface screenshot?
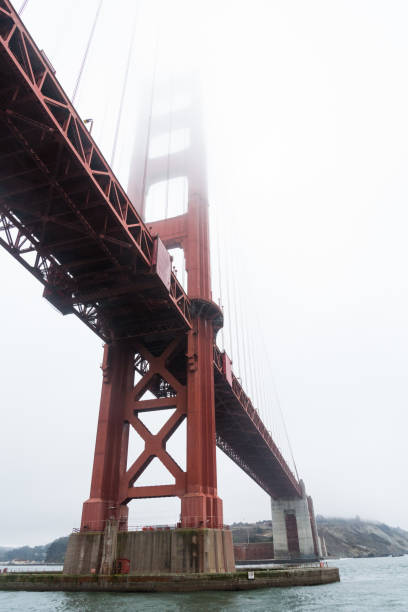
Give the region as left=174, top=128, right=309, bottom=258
left=214, top=358, right=301, bottom=499
left=0, top=1, right=190, bottom=340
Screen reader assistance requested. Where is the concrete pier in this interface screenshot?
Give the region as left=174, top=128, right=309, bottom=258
left=271, top=481, right=321, bottom=560
left=0, top=566, right=340, bottom=592
left=64, top=523, right=235, bottom=575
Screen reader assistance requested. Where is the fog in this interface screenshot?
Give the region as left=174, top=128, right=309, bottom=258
left=1, top=0, right=407, bottom=546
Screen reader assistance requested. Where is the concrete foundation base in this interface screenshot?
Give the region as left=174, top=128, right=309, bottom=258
left=64, top=526, right=235, bottom=575
left=271, top=481, right=322, bottom=561
left=1, top=567, right=340, bottom=592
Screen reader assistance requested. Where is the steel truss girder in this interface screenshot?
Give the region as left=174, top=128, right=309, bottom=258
left=215, top=433, right=274, bottom=496
left=0, top=0, right=190, bottom=332
left=0, top=206, right=110, bottom=339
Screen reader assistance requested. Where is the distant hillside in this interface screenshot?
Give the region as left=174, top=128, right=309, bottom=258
left=2, top=518, right=407, bottom=562
left=45, top=537, right=69, bottom=563
left=231, top=517, right=408, bottom=558
left=231, top=520, right=273, bottom=544
left=0, top=544, right=47, bottom=563
left=316, top=516, right=408, bottom=558
left=0, top=536, right=69, bottom=564
left=0, top=547, right=12, bottom=559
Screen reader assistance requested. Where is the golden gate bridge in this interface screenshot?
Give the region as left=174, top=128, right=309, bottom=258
left=0, top=0, right=323, bottom=573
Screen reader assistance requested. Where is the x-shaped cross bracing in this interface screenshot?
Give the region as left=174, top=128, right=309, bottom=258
left=120, top=339, right=187, bottom=503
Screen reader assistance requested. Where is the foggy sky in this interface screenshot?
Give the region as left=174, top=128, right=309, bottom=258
left=1, top=0, right=408, bottom=546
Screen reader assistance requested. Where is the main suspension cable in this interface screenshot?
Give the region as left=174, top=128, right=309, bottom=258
left=18, top=0, right=29, bottom=15
left=165, top=75, right=174, bottom=219
left=71, top=0, right=103, bottom=104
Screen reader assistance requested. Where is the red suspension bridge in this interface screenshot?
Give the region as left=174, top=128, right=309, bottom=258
left=0, top=0, right=322, bottom=573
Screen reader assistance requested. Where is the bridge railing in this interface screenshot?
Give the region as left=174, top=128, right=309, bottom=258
left=73, top=518, right=229, bottom=532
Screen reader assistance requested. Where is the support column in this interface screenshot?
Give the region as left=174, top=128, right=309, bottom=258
left=320, top=535, right=328, bottom=557
left=182, top=310, right=223, bottom=528
left=81, top=342, right=133, bottom=532
left=307, top=495, right=322, bottom=557
left=271, top=481, right=320, bottom=560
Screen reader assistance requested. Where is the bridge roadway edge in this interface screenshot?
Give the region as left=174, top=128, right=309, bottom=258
left=0, top=567, right=340, bottom=593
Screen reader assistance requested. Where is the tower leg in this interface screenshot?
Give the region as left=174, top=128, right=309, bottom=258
left=81, top=343, right=133, bottom=532
left=182, top=314, right=223, bottom=528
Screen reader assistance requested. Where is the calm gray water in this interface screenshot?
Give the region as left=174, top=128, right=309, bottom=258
left=0, top=556, right=407, bottom=611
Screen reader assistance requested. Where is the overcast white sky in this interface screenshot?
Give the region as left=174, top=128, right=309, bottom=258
left=1, top=0, right=408, bottom=546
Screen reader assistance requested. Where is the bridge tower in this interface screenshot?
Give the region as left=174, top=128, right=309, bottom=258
left=64, top=76, right=235, bottom=574
left=127, top=74, right=224, bottom=530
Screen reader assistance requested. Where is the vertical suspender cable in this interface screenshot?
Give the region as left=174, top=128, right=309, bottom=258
left=259, top=328, right=300, bottom=481
left=216, top=207, right=225, bottom=350
left=141, top=34, right=159, bottom=215
left=242, top=294, right=254, bottom=399
left=272, top=373, right=300, bottom=481
left=258, top=321, right=274, bottom=434
left=165, top=75, right=174, bottom=219
left=255, top=334, right=263, bottom=413
left=224, top=232, right=235, bottom=362
left=239, top=255, right=264, bottom=417
left=110, top=3, right=139, bottom=167
left=231, top=253, right=242, bottom=379
left=237, top=282, right=249, bottom=392
left=245, top=294, right=257, bottom=404
left=248, top=313, right=261, bottom=411
left=235, top=256, right=250, bottom=394
left=71, top=0, right=103, bottom=104
left=260, top=358, right=271, bottom=432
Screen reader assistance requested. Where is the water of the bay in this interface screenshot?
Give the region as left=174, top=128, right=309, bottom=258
left=0, top=556, right=407, bottom=611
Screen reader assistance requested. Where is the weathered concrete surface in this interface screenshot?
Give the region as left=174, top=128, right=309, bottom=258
left=117, top=528, right=235, bottom=574
left=0, top=567, right=340, bottom=592
left=64, top=528, right=235, bottom=575
left=63, top=532, right=103, bottom=575
left=100, top=520, right=118, bottom=575
left=271, top=481, right=320, bottom=560
left=320, top=535, right=328, bottom=557
left=272, top=496, right=316, bottom=559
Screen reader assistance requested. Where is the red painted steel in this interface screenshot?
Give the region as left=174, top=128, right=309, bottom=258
left=0, top=0, right=190, bottom=341
left=0, top=0, right=301, bottom=535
